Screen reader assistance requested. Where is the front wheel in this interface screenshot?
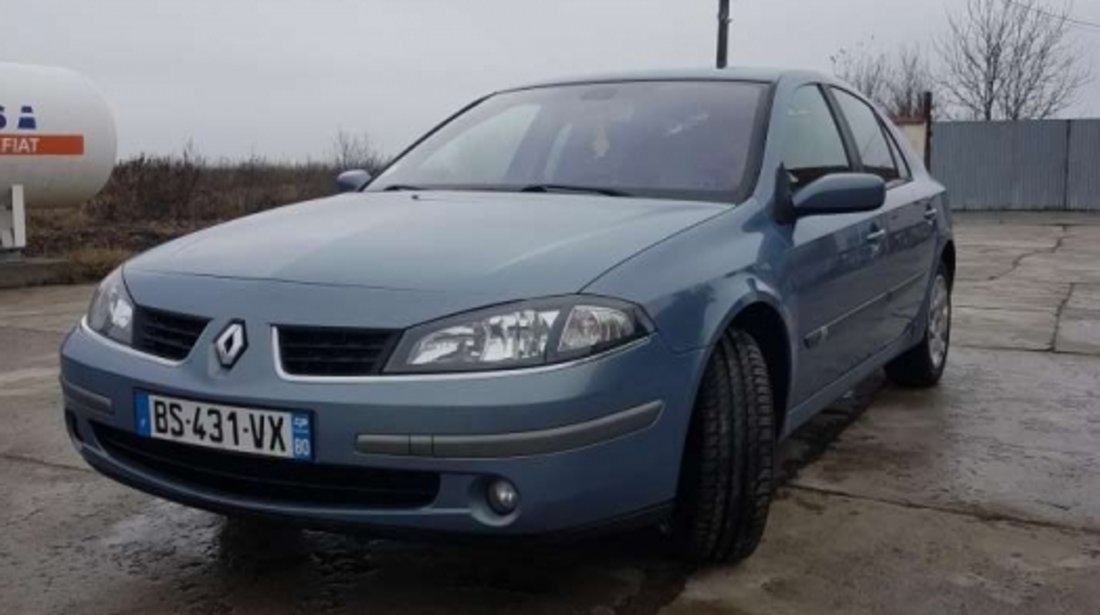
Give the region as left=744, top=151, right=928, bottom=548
left=885, top=263, right=952, bottom=387
left=671, top=328, right=776, bottom=564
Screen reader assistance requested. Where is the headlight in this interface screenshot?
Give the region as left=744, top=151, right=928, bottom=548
left=385, top=296, right=651, bottom=373
left=86, top=267, right=135, bottom=346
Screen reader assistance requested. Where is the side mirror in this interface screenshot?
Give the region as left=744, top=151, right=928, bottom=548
left=336, top=169, right=372, bottom=193
left=772, top=168, right=886, bottom=224
left=793, top=173, right=885, bottom=217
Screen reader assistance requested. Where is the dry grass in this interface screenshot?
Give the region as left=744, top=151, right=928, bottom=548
left=25, top=152, right=385, bottom=282
left=56, top=247, right=136, bottom=284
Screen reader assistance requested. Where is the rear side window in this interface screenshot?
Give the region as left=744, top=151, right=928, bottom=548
left=831, top=89, right=900, bottom=182
left=779, top=86, right=851, bottom=189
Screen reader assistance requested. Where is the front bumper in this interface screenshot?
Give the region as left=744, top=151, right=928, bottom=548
left=60, top=316, right=707, bottom=536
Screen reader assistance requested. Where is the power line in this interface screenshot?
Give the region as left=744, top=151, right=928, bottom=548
left=1003, top=0, right=1100, bottom=32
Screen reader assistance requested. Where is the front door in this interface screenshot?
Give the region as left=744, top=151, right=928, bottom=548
left=777, top=85, right=895, bottom=405
left=788, top=211, right=892, bottom=403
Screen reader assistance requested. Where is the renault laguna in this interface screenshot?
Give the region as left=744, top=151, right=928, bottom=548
left=60, top=68, right=953, bottom=563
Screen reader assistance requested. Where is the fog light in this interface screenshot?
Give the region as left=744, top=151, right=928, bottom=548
left=487, top=479, right=519, bottom=515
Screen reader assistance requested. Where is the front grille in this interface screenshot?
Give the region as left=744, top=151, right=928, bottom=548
left=277, top=325, right=399, bottom=377
left=93, top=424, right=440, bottom=509
left=133, top=306, right=209, bottom=361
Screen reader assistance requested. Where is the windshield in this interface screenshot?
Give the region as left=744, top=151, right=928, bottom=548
left=369, top=80, right=769, bottom=203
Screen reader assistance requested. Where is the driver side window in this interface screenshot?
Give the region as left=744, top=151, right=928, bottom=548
left=780, top=85, right=851, bottom=190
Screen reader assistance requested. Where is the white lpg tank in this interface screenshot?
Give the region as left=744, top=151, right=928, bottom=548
left=0, top=62, right=117, bottom=210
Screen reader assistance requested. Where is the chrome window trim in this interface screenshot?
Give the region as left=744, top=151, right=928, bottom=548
left=271, top=326, right=650, bottom=383
left=80, top=317, right=188, bottom=367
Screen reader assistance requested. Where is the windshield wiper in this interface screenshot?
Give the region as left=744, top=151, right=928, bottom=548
left=519, top=184, right=632, bottom=197
left=383, top=184, right=431, bottom=192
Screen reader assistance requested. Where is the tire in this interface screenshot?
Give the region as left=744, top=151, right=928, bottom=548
left=885, top=262, right=952, bottom=388
left=671, top=328, right=776, bottom=564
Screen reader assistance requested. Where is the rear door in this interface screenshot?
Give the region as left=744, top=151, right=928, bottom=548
left=781, top=85, right=893, bottom=405
left=829, top=88, right=937, bottom=345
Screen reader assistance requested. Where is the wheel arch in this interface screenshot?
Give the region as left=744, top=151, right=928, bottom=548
left=726, top=301, right=792, bottom=436
left=697, top=288, right=795, bottom=437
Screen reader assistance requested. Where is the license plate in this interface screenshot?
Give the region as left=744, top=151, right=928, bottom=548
left=135, top=392, right=312, bottom=461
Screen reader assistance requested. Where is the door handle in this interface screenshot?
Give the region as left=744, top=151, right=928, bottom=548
left=866, top=228, right=887, bottom=243
left=924, top=208, right=937, bottom=222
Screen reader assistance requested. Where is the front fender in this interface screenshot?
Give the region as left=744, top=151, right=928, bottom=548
left=697, top=276, right=793, bottom=350
left=582, top=201, right=795, bottom=354
left=644, top=272, right=794, bottom=354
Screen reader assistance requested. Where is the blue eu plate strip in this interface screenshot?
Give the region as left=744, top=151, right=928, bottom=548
left=291, top=412, right=312, bottom=461
left=134, top=392, right=152, bottom=437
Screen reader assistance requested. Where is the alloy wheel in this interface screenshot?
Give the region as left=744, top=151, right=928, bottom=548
left=927, top=274, right=951, bottom=369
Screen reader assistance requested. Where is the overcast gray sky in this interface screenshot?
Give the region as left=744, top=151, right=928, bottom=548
left=5, top=0, right=1099, bottom=161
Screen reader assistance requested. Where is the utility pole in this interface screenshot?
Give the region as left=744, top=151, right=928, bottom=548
left=716, top=0, right=731, bottom=69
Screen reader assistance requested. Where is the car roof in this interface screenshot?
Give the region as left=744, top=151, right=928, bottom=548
left=500, top=66, right=837, bottom=93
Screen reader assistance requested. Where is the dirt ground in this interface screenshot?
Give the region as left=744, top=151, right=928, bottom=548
left=1, top=212, right=1098, bottom=614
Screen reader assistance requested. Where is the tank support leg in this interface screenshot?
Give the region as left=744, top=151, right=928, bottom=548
left=0, top=184, right=26, bottom=252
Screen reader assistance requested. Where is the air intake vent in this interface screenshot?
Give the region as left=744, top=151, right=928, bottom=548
left=133, top=306, right=209, bottom=361
left=277, top=325, right=399, bottom=377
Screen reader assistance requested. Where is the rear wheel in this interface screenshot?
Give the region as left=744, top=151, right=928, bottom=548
left=671, top=328, right=776, bottom=564
left=885, top=262, right=952, bottom=387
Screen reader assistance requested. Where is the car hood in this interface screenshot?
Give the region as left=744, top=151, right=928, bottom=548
left=129, top=190, right=727, bottom=296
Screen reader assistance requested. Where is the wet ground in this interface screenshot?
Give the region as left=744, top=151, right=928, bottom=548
left=2, top=212, right=1099, bottom=614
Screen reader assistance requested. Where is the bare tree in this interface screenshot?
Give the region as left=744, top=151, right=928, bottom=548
left=831, top=41, right=892, bottom=108
left=330, top=130, right=386, bottom=173
left=887, top=45, right=937, bottom=119
left=832, top=42, right=937, bottom=119
left=937, top=0, right=1091, bottom=120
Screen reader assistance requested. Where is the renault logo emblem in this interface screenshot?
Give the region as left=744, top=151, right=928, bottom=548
left=214, top=321, right=248, bottom=368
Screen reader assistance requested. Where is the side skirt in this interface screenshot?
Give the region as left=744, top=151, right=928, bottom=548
left=780, top=330, right=917, bottom=439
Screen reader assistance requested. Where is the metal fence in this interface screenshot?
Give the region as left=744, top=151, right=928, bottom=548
left=930, top=119, right=1100, bottom=211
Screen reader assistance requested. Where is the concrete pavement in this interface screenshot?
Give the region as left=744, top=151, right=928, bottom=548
left=2, top=212, right=1099, bottom=614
